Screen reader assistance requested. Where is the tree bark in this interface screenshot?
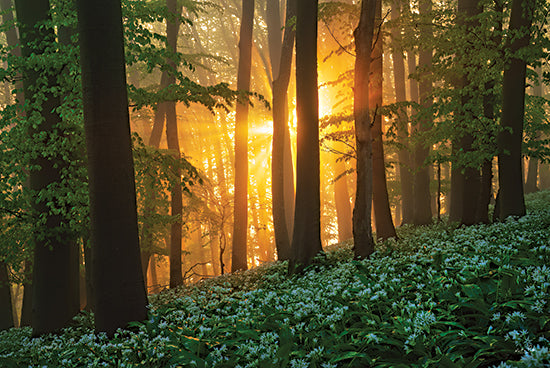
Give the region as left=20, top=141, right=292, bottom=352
left=497, top=0, right=532, bottom=219
left=390, top=0, right=414, bottom=226
left=15, top=0, right=79, bottom=336
left=371, top=0, right=396, bottom=240
left=290, top=0, right=322, bottom=271
left=412, top=0, right=433, bottom=225
left=165, top=0, right=185, bottom=288
left=77, top=0, right=148, bottom=335
left=352, top=0, right=376, bottom=259
left=232, top=0, right=254, bottom=272
left=270, top=0, right=296, bottom=261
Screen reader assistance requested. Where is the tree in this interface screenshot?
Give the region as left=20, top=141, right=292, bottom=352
left=290, top=0, right=322, bottom=271
left=14, top=0, right=79, bottom=336
left=390, top=0, right=414, bottom=226
left=269, top=0, right=296, bottom=261
left=352, top=0, right=376, bottom=259
left=232, top=0, right=255, bottom=272
left=497, top=0, right=533, bottom=220
left=77, top=0, right=148, bottom=335
left=165, top=0, right=185, bottom=288
left=371, top=0, right=396, bottom=240
left=412, top=0, right=433, bottom=226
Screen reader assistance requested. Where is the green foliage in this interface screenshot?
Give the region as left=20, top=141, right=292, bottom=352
left=2, top=191, right=549, bottom=367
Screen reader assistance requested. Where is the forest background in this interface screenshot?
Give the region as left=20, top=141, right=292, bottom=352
left=0, top=0, right=549, bottom=338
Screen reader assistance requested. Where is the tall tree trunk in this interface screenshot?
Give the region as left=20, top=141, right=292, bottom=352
left=270, top=0, right=296, bottom=261
left=0, top=0, right=17, bottom=331
left=352, top=0, right=376, bottom=259
left=525, top=67, right=542, bottom=194
left=232, top=0, right=254, bottom=272
left=290, top=0, right=322, bottom=271
left=497, top=0, right=532, bottom=219
left=457, top=0, right=482, bottom=226
left=15, top=0, right=79, bottom=336
left=77, top=0, right=148, bottom=335
left=371, top=0, right=396, bottom=240
left=412, top=0, right=433, bottom=225
left=391, top=0, right=414, bottom=226
left=165, top=0, right=185, bottom=288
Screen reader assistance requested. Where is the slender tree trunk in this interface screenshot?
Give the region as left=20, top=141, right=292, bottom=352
left=525, top=67, right=542, bottom=194
left=77, top=0, right=148, bottom=335
left=270, top=0, right=296, bottom=261
left=371, top=0, right=396, bottom=240
left=165, top=0, right=185, bottom=287
left=290, top=0, right=322, bottom=271
left=391, top=0, right=413, bottom=226
left=497, top=0, right=532, bottom=219
left=232, top=0, right=254, bottom=272
left=412, top=0, right=433, bottom=225
left=352, top=0, right=376, bottom=259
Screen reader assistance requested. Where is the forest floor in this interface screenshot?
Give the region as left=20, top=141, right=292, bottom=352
left=1, top=191, right=550, bottom=367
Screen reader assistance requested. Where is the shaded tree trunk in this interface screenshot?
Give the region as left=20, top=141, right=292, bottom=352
left=15, top=0, right=79, bottom=336
left=165, top=0, right=185, bottom=288
left=390, top=0, right=414, bottom=226
left=0, top=262, right=13, bottom=330
left=497, top=0, right=532, bottom=219
left=352, top=0, right=376, bottom=259
left=412, top=0, right=433, bottom=225
left=371, top=0, right=396, bottom=240
left=269, top=0, right=296, bottom=261
left=77, top=0, right=148, bottom=335
left=290, top=0, right=322, bottom=271
left=232, top=0, right=255, bottom=272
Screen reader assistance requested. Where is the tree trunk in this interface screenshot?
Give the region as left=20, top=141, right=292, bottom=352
left=412, top=0, right=433, bottom=225
left=0, top=262, right=13, bottom=331
left=371, top=0, right=396, bottom=240
left=497, top=0, right=532, bottom=219
left=165, top=0, right=185, bottom=288
left=390, top=0, right=414, bottom=226
left=290, top=0, right=322, bottom=271
left=232, top=0, right=254, bottom=272
left=352, top=0, right=376, bottom=259
left=77, top=0, right=148, bottom=335
left=15, top=0, right=79, bottom=336
left=270, top=0, right=296, bottom=261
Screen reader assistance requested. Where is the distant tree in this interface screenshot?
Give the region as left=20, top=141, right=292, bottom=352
left=390, top=0, right=414, bottom=226
left=269, top=0, right=296, bottom=261
left=76, top=0, right=148, bottom=335
left=290, top=0, right=322, bottom=271
left=165, top=0, right=185, bottom=288
left=371, top=0, right=396, bottom=240
left=14, top=0, right=79, bottom=336
left=352, top=0, right=376, bottom=259
left=497, top=0, right=534, bottom=220
left=412, top=0, right=433, bottom=226
left=0, top=262, right=13, bottom=330
left=232, top=0, right=254, bottom=272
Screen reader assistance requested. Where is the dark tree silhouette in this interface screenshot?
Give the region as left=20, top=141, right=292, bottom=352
left=77, top=0, right=148, bottom=335
left=290, top=0, right=323, bottom=271
left=15, top=0, right=79, bottom=336
left=232, top=0, right=255, bottom=272
left=352, top=0, right=377, bottom=259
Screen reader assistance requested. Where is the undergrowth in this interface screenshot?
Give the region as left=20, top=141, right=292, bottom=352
left=0, top=191, right=549, bottom=367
